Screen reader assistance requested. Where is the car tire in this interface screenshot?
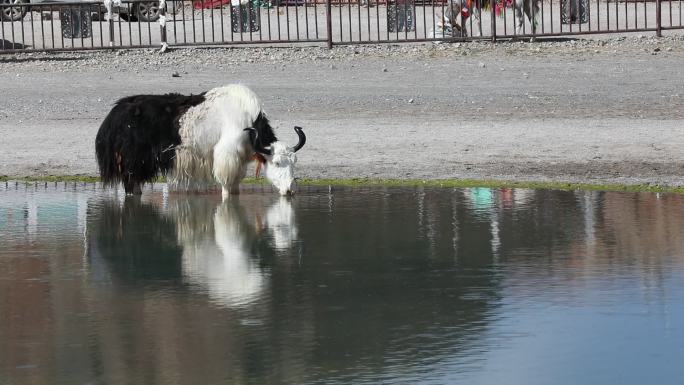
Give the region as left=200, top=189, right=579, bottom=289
left=1, top=0, right=28, bottom=22
left=136, top=1, right=160, bottom=22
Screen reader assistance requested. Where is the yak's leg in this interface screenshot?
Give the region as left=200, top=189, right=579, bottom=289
left=218, top=175, right=243, bottom=200
left=221, top=186, right=235, bottom=200
left=213, top=138, right=248, bottom=200
left=220, top=169, right=246, bottom=199
left=123, top=176, right=142, bottom=195
left=218, top=175, right=241, bottom=200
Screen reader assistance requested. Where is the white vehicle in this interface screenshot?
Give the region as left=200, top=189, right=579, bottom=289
left=1, top=0, right=164, bottom=23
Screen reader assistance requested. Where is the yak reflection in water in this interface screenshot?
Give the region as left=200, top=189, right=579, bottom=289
left=179, top=197, right=297, bottom=308
left=87, top=194, right=298, bottom=308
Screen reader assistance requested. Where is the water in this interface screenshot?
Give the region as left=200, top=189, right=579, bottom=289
left=1, top=182, right=683, bottom=385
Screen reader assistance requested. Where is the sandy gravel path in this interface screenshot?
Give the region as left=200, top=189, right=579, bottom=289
left=1, top=37, right=683, bottom=186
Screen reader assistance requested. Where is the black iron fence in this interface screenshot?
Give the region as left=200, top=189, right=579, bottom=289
left=1, top=0, right=683, bottom=52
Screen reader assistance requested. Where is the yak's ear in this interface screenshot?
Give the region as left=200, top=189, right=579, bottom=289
left=244, top=128, right=273, bottom=156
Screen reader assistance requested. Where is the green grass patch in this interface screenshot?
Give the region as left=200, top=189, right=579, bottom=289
left=0, top=175, right=100, bottom=183
left=288, top=178, right=684, bottom=194
left=2, top=175, right=683, bottom=194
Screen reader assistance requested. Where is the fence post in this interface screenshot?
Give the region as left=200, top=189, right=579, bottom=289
left=326, top=0, right=333, bottom=49
left=656, top=0, right=662, bottom=37
left=490, top=0, right=496, bottom=42
left=108, top=18, right=114, bottom=47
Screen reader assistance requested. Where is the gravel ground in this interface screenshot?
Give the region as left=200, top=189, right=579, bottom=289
left=1, top=36, right=684, bottom=186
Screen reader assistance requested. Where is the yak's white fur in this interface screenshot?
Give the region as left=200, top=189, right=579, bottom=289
left=171, top=85, right=261, bottom=197
left=170, top=84, right=301, bottom=198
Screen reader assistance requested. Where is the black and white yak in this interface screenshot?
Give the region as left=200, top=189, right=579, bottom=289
left=95, top=84, right=306, bottom=198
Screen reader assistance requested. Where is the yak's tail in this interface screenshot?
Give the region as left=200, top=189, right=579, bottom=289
left=95, top=111, right=126, bottom=187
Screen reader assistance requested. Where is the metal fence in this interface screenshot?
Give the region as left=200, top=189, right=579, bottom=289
left=1, top=0, right=683, bottom=52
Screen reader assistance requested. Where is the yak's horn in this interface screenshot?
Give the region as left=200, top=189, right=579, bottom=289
left=244, top=128, right=272, bottom=156
left=292, top=126, right=306, bottom=153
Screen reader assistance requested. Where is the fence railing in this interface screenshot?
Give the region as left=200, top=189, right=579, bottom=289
left=1, top=0, right=682, bottom=52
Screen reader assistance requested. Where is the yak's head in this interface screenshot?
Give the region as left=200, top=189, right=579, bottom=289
left=246, top=126, right=306, bottom=196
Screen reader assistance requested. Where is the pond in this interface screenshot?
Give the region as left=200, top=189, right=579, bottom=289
left=1, top=182, right=683, bottom=385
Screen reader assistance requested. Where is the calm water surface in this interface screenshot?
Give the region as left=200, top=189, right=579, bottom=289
left=1, top=182, right=683, bottom=385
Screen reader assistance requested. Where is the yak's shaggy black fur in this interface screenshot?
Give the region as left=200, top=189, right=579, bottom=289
left=95, top=93, right=206, bottom=194
left=252, top=112, right=277, bottom=148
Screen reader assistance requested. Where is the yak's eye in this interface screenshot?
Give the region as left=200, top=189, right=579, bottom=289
left=272, top=156, right=288, bottom=167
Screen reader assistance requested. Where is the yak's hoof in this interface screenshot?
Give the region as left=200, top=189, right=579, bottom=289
left=124, top=184, right=143, bottom=195
left=222, top=186, right=240, bottom=200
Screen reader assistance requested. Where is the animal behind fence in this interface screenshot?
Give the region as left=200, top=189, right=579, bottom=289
left=433, top=0, right=540, bottom=37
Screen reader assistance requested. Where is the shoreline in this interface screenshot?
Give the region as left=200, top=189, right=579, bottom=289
left=2, top=175, right=682, bottom=194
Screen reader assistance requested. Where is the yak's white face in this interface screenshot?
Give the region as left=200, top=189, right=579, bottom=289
left=264, top=142, right=298, bottom=196
left=247, top=125, right=305, bottom=196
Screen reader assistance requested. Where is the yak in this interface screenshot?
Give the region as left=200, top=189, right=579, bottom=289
left=95, top=84, right=306, bottom=197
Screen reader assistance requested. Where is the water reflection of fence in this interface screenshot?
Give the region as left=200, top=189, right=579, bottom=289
left=1, top=0, right=683, bottom=52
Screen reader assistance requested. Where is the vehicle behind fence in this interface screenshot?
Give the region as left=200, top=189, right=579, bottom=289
left=1, top=0, right=683, bottom=52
